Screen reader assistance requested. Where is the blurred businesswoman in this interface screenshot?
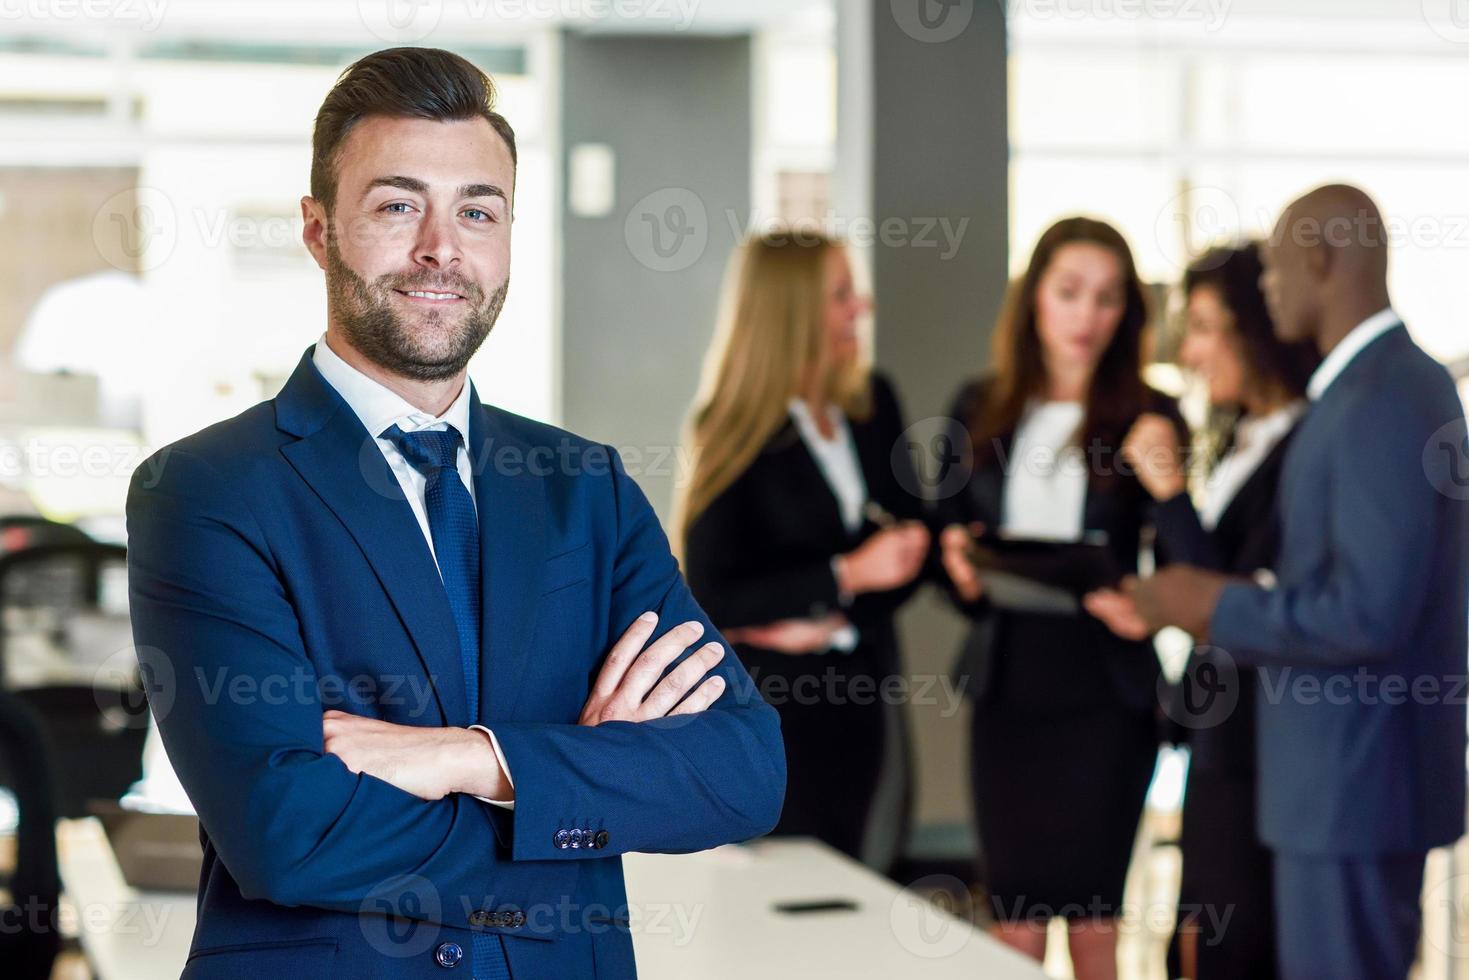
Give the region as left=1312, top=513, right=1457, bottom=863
left=935, top=217, right=1183, bottom=980
left=678, top=231, right=929, bottom=866
left=1086, top=242, right=1318, bottom=979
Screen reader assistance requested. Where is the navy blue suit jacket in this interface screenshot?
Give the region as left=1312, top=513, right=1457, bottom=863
left=125, top=346, right=785, bottom=978
left=1212, top=324, right=1468, bottom=856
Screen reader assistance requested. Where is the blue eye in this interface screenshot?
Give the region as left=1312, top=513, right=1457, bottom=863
left=382, top=202, right=413, bottom=214
left=463, top=208, right=493, bottom=222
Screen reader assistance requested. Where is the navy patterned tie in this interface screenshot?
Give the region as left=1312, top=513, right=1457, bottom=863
left=381, top=424, right=481, bottom=723
left=383, top=424, right=510, bottom=980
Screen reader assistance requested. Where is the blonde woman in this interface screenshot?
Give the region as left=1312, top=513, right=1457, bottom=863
left=676, top=231, right=929, bottom=864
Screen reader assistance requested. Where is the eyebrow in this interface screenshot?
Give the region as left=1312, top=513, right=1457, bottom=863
left=363, top=175, right=508, bottom=202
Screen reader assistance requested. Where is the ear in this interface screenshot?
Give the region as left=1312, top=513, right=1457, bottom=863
left=1304, top=239, right=1332, bottom=283
left=301, top=196, right=329, bottom=272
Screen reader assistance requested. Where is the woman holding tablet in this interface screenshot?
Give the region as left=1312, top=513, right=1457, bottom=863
left=1086, top=242, right=1318, bottom=979
left=935, top=217, right=1184, bottom=980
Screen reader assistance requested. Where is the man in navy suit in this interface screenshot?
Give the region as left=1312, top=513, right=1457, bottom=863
left=126, top=47, right=784, bottom=979
left=1122, top=184, right=1468, bottom=979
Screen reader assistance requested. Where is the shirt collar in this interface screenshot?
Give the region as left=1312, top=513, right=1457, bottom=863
left=312, top=332, right=473, bottom=443
left=1306, top=307, right=1401, bottom=401
left=1236, top=399, right=1307, bottom=449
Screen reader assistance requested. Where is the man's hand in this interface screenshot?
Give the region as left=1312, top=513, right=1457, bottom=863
left=1083, top=587, right=1151, bottom=640
left=322, top=711, right=510, bottom=802
left=1124, top=566, right=1236, bottom=638
left=723, top=613, right=850, bottom=655
left=579, top=612, right=727, bottom=726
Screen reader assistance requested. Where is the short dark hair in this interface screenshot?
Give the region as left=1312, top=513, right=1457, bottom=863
left=310, top=46, right=518, bottom=214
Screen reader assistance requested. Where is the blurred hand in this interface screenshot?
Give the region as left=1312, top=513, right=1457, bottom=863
left=1122, top=413, right=1186, bottom=501
left=1125, top=566, right=1235, bottom=639
left=836, top=520, right=930, bottom=595
left=723, top=614, right=851, bottom=655
left=940, top=522, right=986, bottom=604
left=1083, top=587, right=1151, bottom=641
left=579, top=613, right=726, bottom=725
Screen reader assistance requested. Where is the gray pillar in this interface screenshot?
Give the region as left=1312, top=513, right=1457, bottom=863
left=836, top=0, right=1010, bottom=865
left=558, top=31, right=752, bottom=524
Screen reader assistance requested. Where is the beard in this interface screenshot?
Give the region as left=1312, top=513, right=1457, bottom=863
left=325, top=239, right=508, bottom=382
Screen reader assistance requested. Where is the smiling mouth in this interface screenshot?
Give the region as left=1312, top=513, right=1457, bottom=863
left=394, top=288, right=466, bottom=303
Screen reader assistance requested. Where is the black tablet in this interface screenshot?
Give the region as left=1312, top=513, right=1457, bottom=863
left=963, top=533, right=1122, bottom=614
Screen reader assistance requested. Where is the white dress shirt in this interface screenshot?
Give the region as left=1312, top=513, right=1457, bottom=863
left=1002, top=400, right=1088, bottom=541
left=1198, top=400, right=1307, bottom=531
left=788, top=398, right=864, bottom=653
left=1306, top=307, right=1400, bottom=401
left=312, top=334, right=514, bottom=808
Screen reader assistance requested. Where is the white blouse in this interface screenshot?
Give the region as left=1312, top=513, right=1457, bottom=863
left=788, top=397, right=865, bottom=653
left=1198, top=400, right=1306, bottom=531
left=788, top=397, right=868, bottom=535
left=1001, top=400, right=1088, bottom=542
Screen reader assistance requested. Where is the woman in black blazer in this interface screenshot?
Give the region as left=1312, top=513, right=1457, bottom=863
left=934, top=217, right=1185, bottom=980
left=677, top=231, right=930, bottom=867
left=1087, top=243, right=1319, bottom=979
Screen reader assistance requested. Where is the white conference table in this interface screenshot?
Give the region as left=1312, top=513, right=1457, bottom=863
left=57, top=820, right=1045, bottom=980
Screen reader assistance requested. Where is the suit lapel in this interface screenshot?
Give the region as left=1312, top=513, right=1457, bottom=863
left=469, top=392, right=548, bottom=723
left=275, top=348, right=469, bottom=725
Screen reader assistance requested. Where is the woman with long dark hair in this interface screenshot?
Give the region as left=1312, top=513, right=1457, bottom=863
left=1086, top=242, right=1319, bottom=978
left=935, top=217, right=1185, bottom=980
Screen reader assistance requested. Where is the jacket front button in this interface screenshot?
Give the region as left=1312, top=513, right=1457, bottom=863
left=435, top=942, right=464, bottom=968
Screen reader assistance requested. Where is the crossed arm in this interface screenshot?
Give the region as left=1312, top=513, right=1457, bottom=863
left=126, top=446, right=785, bottom=929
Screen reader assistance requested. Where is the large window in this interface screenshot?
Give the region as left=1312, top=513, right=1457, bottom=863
left=1010, top=13, right=1469, bottom=370
left=1, top=33, right=558, bottom=521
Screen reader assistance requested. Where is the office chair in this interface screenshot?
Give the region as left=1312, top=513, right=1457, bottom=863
left=0, top=542, right=146, bottom=818
left=0, top=688, right=61, bottom=980
left=0, top=515, right=93, bottom=557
